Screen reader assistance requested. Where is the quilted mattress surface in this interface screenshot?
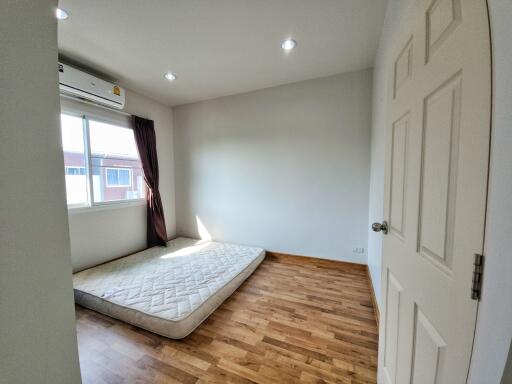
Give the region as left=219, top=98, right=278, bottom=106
left=73, top=237, right=265, bottom=338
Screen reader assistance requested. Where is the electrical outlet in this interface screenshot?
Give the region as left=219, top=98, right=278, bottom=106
left=352, top=247, right=365, bottom=254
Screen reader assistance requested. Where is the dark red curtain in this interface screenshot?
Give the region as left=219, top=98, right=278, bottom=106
left=132, top=115, right=167, bottom=247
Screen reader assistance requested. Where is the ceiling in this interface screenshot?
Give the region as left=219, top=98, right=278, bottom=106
left=58, top=0, right=387, bottom=107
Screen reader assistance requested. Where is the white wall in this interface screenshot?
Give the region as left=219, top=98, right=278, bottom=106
left=0, top=1, right=81, bottom=383
left=173, top=70, right=372, bottom=263
left=68, top=89, right=176, bottom=272
left=467, top=0, right=512, bottom=382
left=369, top=0, right=512, bottom=382
left=367, top=0, right=413, bottom=307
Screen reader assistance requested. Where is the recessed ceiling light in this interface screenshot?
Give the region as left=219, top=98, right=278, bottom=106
left=281, top=38, right=297, bottom=51
left=164, top=72, right=177, bottom=81
left=56, top=8, right=69, bottom=20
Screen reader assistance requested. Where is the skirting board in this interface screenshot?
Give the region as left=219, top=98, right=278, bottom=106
left=366, top=265, right=380, bottom=326
left=266, top=251, right=380, bottom=327
left=265, top=251, right=367, bottom=273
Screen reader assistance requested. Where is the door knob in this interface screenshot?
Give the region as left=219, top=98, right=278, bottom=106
left=372, top=221, right=388, bottom=234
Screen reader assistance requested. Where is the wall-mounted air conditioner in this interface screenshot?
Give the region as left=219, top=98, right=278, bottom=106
left=58, top=62, right=125, bottom=110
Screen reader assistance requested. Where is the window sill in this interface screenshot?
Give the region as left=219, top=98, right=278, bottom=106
left=67, top=199, right=146, bottom=215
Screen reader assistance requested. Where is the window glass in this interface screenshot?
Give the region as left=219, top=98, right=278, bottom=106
left=118, top=169, right=131, bottom=186
left=106, top=168, right=118, bottom=185
left=89, top=120, right=144, bottom=203
left=61, top=114, right=87, bottom=205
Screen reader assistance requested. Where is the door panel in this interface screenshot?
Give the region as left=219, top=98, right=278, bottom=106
left=425, top=0, right=462, bottom=62
left=418, top=73, right=462, bottom=275
left=389, top=112, right=409, bottom=238
left=394, top=38, right=413, bottom=98
left=383, top=270, right=404, bottom=384
left=377, top=0, right=491, bottom=383
left=410, top=306, right=447, bottom=384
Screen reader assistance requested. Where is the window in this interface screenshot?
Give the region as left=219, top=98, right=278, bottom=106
left=106, top=168, right=132, bottom=187
left=65, top=166, right=86, bottom=176
left=60, top=113, right=145, bottom=208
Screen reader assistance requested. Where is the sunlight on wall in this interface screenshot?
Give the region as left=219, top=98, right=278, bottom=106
left=196, top=216, right=212, bottom=241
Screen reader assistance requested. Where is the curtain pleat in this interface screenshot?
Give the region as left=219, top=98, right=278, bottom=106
left=132, top=115, right=167, bottom=247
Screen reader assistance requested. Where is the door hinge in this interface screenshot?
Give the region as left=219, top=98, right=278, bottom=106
left=471, top=254, right=485, bottom=301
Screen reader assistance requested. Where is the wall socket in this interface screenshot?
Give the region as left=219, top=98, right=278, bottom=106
left=352, top=247, right=365, bottom=254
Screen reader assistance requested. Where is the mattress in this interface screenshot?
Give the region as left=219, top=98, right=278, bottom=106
left=73, top=237, right=265, bottom=339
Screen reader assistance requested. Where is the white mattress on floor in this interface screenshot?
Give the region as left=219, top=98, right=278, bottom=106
left=73, top=237, right=265, bottom=339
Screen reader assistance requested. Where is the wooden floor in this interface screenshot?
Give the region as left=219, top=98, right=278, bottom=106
left=75, top=253, right=378, bottom=384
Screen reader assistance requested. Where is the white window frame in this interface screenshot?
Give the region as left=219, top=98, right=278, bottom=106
left=61, top=111, right=145, bottom=211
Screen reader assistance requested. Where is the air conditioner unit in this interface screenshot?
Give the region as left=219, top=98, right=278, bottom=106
left=58, top=62, right=125, bottom=109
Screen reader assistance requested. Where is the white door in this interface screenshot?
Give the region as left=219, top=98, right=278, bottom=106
left=376, top=0, right=491, bottom=383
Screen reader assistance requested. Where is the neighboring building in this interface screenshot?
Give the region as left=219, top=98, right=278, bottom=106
left=64, top=150, right=144, bottom=204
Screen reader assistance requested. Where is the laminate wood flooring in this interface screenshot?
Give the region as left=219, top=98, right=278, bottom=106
left=75, top=253, right=378, bottom=383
